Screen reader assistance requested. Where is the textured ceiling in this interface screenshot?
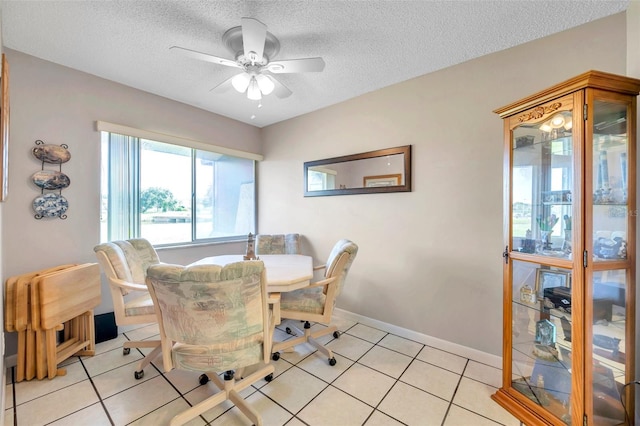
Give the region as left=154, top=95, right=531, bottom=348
left=0, top=0, right=629, bottom=128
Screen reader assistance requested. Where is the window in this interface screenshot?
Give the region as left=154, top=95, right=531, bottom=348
left=307, top=166, right=336, bottom=191
left=100, top=129, right=256, bottom=246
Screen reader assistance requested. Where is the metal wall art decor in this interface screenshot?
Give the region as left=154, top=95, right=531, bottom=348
left=31, top=140, right=71, bottom=219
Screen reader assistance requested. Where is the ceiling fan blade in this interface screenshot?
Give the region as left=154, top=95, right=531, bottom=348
left=241, top=17, right=267, bottom=63
left=267, top=57, right=325, bottom=73
left=209, top=76, right=235, bottom=93
left=170, top=46, right=241, bottom=69
left=268, top=75, right=292, bottom=98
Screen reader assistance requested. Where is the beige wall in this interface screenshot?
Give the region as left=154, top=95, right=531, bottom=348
left=0, top=3, right=5, bottom=422
left=2, top=49, right=261, bottom=355
left=259, top=13, right=628, bottom=355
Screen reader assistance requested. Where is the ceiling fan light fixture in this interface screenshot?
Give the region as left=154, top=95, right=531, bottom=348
left=247, top=77, right=262, bottom=100
left=255, top=74, right=275, bottom=95
left=231, top=73, right=251, bottom=93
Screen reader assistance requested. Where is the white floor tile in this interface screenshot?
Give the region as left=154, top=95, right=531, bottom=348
left=4, top=408, right=13, bottom=426
left=4, top=383, right=12, bottom=409
left=129, top=398, right=206, bottom=426
left=81, top=345, right=144, bottom=377
left=297, top=385, right=373, bottom=426
left=358, top=345, right=412, bottom=378
left=46, top=402, right=112, bottom=426
left=296, top=350, right=353, bottom=383
left=378, top=381, right=449, bottom=425
left=92, top=359, right=161, bottom=398
left=93, top=334, right=130, bottom=355
left=400, top=359, right=462, bottom=401
left=378, top=334, right=423, bottom=357
left=326, top=333, right=375, bottom=361
left=260, top=366, right=327, bottom=413
left=328, top=315, right=358, bottom=332
left=14, top=380, right=100, bottom=425
left=452, top=377, right=520, bottom=426
left=363, top=410, right=405, bottom=426
left=13, top=360, right=89, bottom=405
left=464, top=360, right=502, bottom=388
left=444, top=404, right=503, bottom=426
left=333, top=362, right=396, bottom=406
left=346, top=324, right=387, bottom=343
left=417, top=345, right=469, bottom=375
left=102, top=375, right=182, bottom=425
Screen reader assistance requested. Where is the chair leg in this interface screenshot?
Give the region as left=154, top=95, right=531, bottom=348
left=169, top=389, right=227, bottom=426
left=229, top=389, right=262, bottom=426
left=273, top=321, right=339, bottom=364
left=134, top=343, right=162, bottom=379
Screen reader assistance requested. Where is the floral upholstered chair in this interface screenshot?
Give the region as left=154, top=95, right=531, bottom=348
left=272, top=239, right=358, bottom=366
left=255, top=233, right=301, bottom=255
left=146, top=260, right=275, bottom=426
left=93, top=238, right=162, bottom=379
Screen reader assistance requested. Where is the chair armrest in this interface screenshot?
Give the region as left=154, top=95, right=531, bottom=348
left=109, top=276, right=148, bottom=293
left=306, top=276, right=337, bottom=289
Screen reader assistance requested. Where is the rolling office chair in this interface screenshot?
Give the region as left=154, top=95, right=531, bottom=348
left=93, top=238, right=162, bottom=379
left=145, top=261, right=275, bottom=426
left=272, top=239, right=358, bottom=365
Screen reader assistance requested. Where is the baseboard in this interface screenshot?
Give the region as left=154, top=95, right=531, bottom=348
left=333, top=308, right=502, bottom=369
left=4, top=354, right=16, bottom=369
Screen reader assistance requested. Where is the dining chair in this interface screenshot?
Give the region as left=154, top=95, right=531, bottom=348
left=272, top=239, right=358, bottom=365
left=255, top=233, right=301, bottom=255
left=93, top=238, right=162, bottom=379
left=145, top=260, right=275, bottom=426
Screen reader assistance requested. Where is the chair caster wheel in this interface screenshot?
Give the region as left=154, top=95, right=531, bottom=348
left=123, top=347, right=130, bottom=355
left=329, top=357, right=337, bottom=366
left=286, top=327, right=293, bottom=335
left=134, top=370, right=144, bottom=380
left=264, top=373, right=273, bottom=382
left=333, top=331, right=340, bottom=338
left=199, top=374, right=209, bottom=385
left=272, top=352, right=280, bottom=361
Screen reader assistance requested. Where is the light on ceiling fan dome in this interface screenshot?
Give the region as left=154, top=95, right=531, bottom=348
left=231, top=73, right=251, bottom=93
left=540, top=123, right=552, bottom=132
left=255, top=74, right=275, bottom=95
left=550, top=115, right=565, bottom=128
left=247, top=77, right=262, bottom=100
left=564, top=120, right=573, bottom=130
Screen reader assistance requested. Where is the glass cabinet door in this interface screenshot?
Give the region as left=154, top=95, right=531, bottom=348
left=512, top=104, right=574, bottom=261
left=588, top=97, right=633, bottom=424
left=511, top=259, right=573, bottom=423
left=591, top=100, right=629, bottom=262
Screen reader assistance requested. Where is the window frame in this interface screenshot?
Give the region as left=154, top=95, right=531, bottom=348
left=98, top=121, right=262, bottom=247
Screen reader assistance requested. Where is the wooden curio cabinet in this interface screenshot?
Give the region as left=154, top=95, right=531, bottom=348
left=493, top=71, right=640, bottom=425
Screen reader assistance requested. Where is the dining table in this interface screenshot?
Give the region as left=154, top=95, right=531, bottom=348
left=189, top=254, right=315, bottom=323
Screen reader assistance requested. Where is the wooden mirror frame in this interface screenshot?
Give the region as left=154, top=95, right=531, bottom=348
left=303, top=145, right=412, bottom=197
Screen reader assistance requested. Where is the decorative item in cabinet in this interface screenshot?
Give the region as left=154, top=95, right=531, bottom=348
left=493, top=71, right=640, bottom=426
left=31, top=140, right=70, bottom=219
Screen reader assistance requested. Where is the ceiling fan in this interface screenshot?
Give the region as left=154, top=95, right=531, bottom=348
left=170, top=17, right=325, bottom=100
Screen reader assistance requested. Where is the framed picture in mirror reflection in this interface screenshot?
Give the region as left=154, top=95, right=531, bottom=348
left=363, top=174, right=401, bottom=188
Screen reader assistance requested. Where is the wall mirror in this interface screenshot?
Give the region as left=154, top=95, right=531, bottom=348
left=304, top=145, right=411, bottom=197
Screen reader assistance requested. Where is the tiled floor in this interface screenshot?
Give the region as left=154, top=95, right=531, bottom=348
left=4, top=318, right=520, bottom=425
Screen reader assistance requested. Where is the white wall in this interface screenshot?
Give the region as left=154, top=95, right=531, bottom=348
left=258, top=13, right=628, bottom=355
left=2, top=49, right=261, bottom=356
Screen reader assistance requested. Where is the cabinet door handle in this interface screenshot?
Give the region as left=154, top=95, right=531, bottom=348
left=503, top=246, right=509, bottom=264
